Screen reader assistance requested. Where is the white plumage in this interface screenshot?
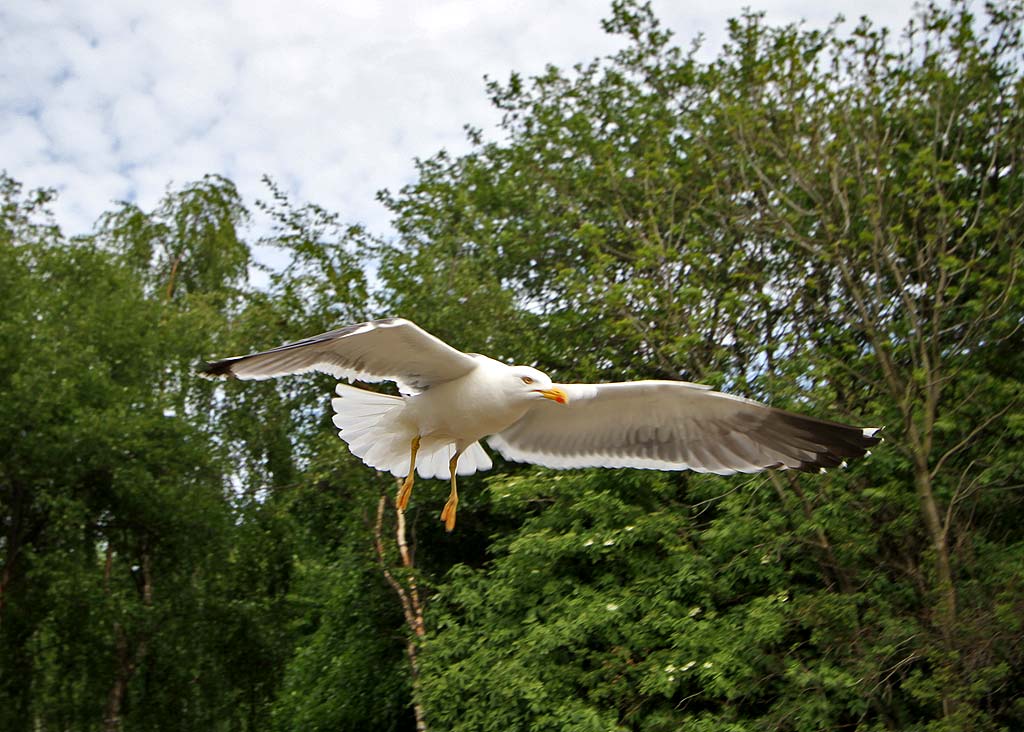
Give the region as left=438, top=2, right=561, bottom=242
left=202, top=317, right=880, bottom=530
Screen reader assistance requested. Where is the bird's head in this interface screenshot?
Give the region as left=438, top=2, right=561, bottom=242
left=509, top=366, right=569, bottom=405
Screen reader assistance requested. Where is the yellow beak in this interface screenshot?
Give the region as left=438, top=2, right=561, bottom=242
left=535, top=386, right=569, bottom=405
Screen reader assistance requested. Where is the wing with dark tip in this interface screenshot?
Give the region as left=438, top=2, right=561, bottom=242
left=200, top=318, right=479, bottom=392
left=488, top=380, right=880, bottom=474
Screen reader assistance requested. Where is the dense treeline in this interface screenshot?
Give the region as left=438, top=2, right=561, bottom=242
left=1, top=1, right=1022, bottom=730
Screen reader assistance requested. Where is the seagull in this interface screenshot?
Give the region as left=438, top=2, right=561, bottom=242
left=201, top=318, right=880, bottom=531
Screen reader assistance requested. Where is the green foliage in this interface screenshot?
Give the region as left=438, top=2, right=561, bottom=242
left=376, top=0, right=1024, bottom=728
left=0, top=173, right=299, bottom=731
left=419, top=467, right=931, bottom=731
left=272, top=550, right=411, bottom=732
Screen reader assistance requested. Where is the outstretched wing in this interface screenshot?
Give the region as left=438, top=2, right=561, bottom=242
left=488, top=380, right=880, bottom=474
left=200, top=318, right=479, bottom=392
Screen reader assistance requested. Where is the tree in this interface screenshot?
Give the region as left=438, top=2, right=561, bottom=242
left=0, top=173, right=304, bottom=731
left=710, top=2, right=1024, bottom=722
left=372, top=1, right=1024, bottom=728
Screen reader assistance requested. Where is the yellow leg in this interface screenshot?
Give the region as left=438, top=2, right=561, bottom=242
left=440, top=452, right=461, bottom=532
left=396, top=436, right=420, bottom=512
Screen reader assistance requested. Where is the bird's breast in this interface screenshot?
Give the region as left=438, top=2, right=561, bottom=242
left=404, top=371, right=529, bottom=444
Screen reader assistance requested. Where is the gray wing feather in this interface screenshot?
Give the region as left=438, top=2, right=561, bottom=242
left=200, top=318, right=478, bottom=391
left=488, top=381, right=880, bottom=474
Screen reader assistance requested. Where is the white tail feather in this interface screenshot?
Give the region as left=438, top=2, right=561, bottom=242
left=331, top=383, right=494, bottom=480
left=460, top=441, right=493, bottom=475
left=332, top=384, right=410, bottom=475
left=412, top=441, right=493, bottom=479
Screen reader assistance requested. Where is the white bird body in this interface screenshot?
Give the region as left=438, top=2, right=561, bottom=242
left=402, top=356, right=535, bottom=446
left=202, top=317, right=881, bottom=530
left=330, top=355, right=555, bottom=483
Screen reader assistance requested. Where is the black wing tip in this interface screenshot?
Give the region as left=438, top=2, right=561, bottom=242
left=198, top=359, right=237, bottom=379
left=771, top=412, right=883, bottom=472
left=794, top=452, right=845, bottom=473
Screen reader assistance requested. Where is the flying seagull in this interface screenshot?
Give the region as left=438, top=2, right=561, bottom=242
left=201, top=318, right=880, bottom=531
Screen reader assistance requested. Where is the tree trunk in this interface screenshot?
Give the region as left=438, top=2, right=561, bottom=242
left=103, top=650, right=128, bottom=732
left=102, top=548, right=152, bottom=732
left=374, top=486, right=429, bottom=731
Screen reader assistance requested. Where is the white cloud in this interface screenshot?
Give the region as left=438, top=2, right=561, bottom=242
left=1, top=0, right=920, bottom=237
left=110, top=93, right=171, bottom=161
left=0, top=117, right=50, bottom=169
left=39, top=91, right=112, bottom=167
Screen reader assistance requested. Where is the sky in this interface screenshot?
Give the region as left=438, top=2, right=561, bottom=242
left=3, top=0, right=921, bottom=248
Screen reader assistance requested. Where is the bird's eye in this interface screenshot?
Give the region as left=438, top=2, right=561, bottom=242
left=521, top=376, right=534, bottom=385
